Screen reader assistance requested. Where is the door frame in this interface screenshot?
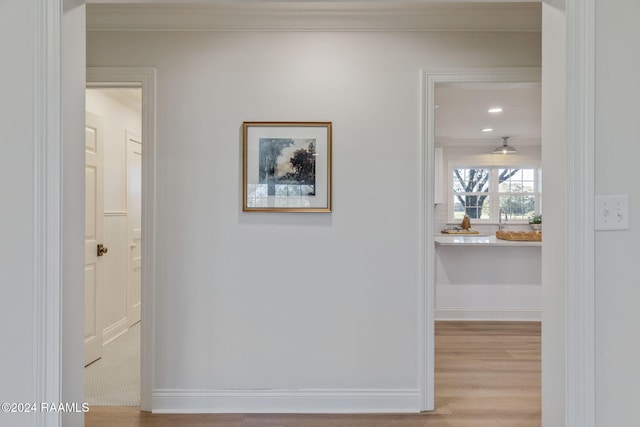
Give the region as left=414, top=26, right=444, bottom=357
left=125, top=129, right=143, bottom=328
left=565, top=0, right=596, bottom=424
left=86, top=67, right=156, bottom=411
left=420, top=67, right=542, bottom=411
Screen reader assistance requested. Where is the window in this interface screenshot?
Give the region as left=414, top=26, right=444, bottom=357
left=451, top=166, right=541, bottom=222
left=452, top=168, right=491, bottom=220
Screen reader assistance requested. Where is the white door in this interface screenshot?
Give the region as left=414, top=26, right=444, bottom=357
left=85, top=112, right=106, bottom=366
left=127, top=132, right=142, bottom=326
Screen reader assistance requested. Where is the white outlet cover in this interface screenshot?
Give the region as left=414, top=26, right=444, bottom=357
left=595, top=194, right=629, bottom=231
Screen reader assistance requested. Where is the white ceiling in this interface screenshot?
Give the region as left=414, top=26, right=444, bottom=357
left=90, top=88, right=142, bottom=112
left=434, top=82, right=541, bottom=146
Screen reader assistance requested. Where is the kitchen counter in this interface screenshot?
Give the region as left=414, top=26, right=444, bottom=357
left=435, top=234, right=542, bottom=247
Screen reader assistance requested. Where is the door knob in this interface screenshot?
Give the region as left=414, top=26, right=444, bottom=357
left=97, top=243, right=108, bottom=257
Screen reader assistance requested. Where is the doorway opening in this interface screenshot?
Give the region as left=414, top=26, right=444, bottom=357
left=85, top=67, right=156, bottom=411
left=422, top=68, right=542, bottom=411
left=84, top=86, right=142, bottom=406
left=433, top=80, right=542, bottom=319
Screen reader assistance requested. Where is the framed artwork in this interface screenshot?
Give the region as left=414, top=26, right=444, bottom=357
left=242, top=121, right=332, bottom=212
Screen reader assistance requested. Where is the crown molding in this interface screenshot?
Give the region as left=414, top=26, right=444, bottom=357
left=86, top=2, right=541, bottom=32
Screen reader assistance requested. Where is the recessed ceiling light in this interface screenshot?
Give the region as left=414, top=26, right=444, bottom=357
left=481, top=128, right=494, bottom=132
left=488, top=107, right=503, bottom=113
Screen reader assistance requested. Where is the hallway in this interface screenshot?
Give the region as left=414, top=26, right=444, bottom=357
left=85, top=323, right=140, bottom=407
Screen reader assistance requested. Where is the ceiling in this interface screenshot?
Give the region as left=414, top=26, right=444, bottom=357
left=88, top=88, right=142, bottom=112
left=434, top=82, right=541, bottom=146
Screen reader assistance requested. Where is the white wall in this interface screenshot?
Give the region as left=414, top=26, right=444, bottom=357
left=541, top=2, right=566, bottom=426
left=88, top=29, right=540, bottom=412
left=0, top=2, right=36, bottom=425
left=595, top=1, right=640, bottom=425
left=87, top=89, right=142, bottom=343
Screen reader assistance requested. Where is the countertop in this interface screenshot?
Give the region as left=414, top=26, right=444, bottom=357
left=435, top=234, right=542, bottom=247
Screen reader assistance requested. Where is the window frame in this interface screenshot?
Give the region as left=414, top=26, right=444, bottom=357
left=448, top=163, right=542, bottom=224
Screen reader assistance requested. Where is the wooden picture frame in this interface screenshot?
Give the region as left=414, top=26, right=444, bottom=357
left=242, top=121, right=332, bottom=212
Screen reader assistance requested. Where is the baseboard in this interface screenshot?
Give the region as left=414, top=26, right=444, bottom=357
left=435, top=307, right=541, bottom=321
left=152, top=388, right=421, bottom=414
left=102, top=317, right=129, bottom=345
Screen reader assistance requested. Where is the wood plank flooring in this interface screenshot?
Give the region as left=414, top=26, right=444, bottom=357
left=85, top=321, right=541, bottom=427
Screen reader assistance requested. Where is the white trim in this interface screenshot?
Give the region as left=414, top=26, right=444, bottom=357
left=152, top=389, right=421, bottom=414
left=435, top=308, right=541, bottom=322
left=565, top=0, right=595, bottom=425
left=86, top=3, right=542, bottom=32
left=104, top=211, right=128, bottom=216
left=102, top=317, right=130, bottom=346
left=422, top=67, right=541, bottom=412
left=419, top=69, right=433, bottom=412
left=87, top=67, right=156, bottom=412
left=34, top=1, right=62, bottom=426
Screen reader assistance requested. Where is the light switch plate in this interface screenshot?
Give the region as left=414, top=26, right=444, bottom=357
left=595, top=194, right=629, bottom=231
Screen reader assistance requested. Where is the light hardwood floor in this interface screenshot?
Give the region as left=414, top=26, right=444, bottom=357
left=86, top=321, right=541, bottom=427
